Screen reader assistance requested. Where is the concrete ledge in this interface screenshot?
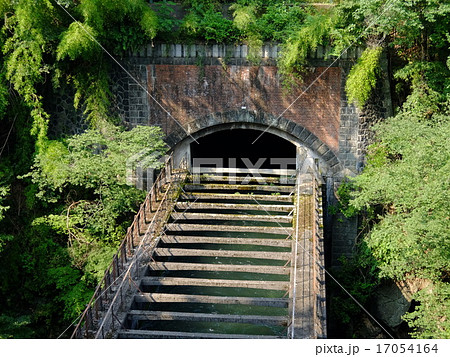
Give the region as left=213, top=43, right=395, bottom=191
left=130, top=43, right=363, bottom=63
left=165, top=223, right=293, bottom=235
left=148, top=262, right=291, bottom=274
left=159, top=236, right=292, bottom=247
left=175, top=201, right=294, bottom=212
left=126, top=310, right=289, bottom=325
left=184, top=183, right=295, bottom=193
left=134, top=293, right=290, bottom=307
left=180, top=192, right=293, bottom=203
left=140, top=277, right=290, bottom=290
left=170, top=212, right=292, bottom=224
left=118, top=329, right=285, bottom=339
left=153, top=248, right=292, bottom=260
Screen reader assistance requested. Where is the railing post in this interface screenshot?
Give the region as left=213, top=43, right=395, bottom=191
left=84, top=306, right=92, bottom=337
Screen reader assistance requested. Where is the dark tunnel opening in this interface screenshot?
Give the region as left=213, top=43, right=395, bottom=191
left=190, top=129, right=296, bottom=169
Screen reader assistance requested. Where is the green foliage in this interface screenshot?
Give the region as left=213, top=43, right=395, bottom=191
left=57, top=22, right=100, bottom=61
left=0, top=72, right=8, bottom=120
left=329, top=242, right=381, bottom=337
left=328, top=180, right=360, bottom=219
left=2, top=0, right=56, bottom=147
left=27, top=125, right=166, bottom=265
left=351, top=113, right=450, bottom=280
left=154, top=1, right=183, bottom=40
left=0, top=164, right=11, bottom=222
left=346, top=46, right=382, bottom=108
left=0, top=185, right=10, bottom=222
left=72, top=64, right=112, bottom=127
left=394, top=61, right=450, bottom=115
left=230, top=2, right=261, bottom=59
left=404, top=282, right=450, bottom=339
left=278, top=12, right=335, bottom=87
left=70, top=0, right=158, bottom=54
left=181, top=1, right=238, bottom=43
left=230, top=1, right=307, bottom=63
left=56, top=0, right=158, bottom=128
left=46, top=265, right=93, bottom=321
left=0, top=0, right=12, bottom=17
left=2, top=125, right=167, bottom=329
left=0, top=1, right=171, bottom=336
left=0, top=234, right=13, bottom=255
left=0, top=0, right=448, bottom=339
left=0, top=314, right=34, bottom=339
left=29, top=125, right=165, bottom=215
left=346, top=79, right=450, bottom=336
left=334, top=1, right=450, bottom=335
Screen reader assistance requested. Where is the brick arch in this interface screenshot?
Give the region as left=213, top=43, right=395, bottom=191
left=167, top=110, right=342, bottom=175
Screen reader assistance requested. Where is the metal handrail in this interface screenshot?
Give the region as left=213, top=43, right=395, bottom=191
left=94, top=179, right=175, bottom=338
left=70, top=154, right=187, bottom=338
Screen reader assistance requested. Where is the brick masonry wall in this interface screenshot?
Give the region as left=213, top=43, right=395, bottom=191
left=45, top=43, right=386, bottom=267
left=116, top=44, right=379, bottom=267
left=121, top=44, right=370, bottom=175
left=47, top=44, right=391, bottom=266
left=146, top=64, right=341, bottom=153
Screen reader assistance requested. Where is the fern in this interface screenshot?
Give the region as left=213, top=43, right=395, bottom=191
left=57, top=23, right=99, bottom=61
left=3, top=1, right=55, bottom=148
left=345, top=46, right=383, bottom=108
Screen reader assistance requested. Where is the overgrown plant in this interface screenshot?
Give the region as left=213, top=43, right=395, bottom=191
left=278, top=11, right=335, bottom=88
left=345, top=46, right=382, bottom=108
left=22, top=125, right=166, bottom=320
left=347, top=80, right=450, bottom=337
left=329, top=242, right=381, bottom=338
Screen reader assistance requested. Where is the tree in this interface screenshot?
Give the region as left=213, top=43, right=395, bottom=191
left=348, top=76, right=450, bottom=337
left=0, top=0, right=163, bottom=337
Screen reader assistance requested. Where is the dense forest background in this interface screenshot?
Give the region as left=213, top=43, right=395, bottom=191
left=0, top=0, right=449, bottom=338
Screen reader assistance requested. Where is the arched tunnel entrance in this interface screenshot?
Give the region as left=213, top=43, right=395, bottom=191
left=190, top=128, right=297, bottom=170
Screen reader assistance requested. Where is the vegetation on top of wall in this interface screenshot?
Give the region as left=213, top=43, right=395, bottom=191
left=345, top=46, right=383, bottom=107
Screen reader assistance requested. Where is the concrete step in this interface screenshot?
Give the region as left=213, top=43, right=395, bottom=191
left=134, top=293, right=290, bottom=307
left=164, top=223, right=293, bottom=235
left=154, top=248, right=291, bottom=260
left=140, top=277, right=290, bottom=290
left=170, top=212, right=292, bottom=224
left=118, top=329, right=285, bottom=339
left=193, top=167, right=297, bottom=177
left=193, top=175, right=295, bottom=185
left=180, top=192, right=293, bottom=203
left=184, top=183, right=294, bottom=194
left=176, top=201, right=294, bottom=212
left=148, top=262, right=290, bottom=274
left=126, top=310, right=289, bottom=326
left=160, top=235, right=292, bottom=247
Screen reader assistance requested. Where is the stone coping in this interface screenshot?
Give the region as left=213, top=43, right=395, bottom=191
left=130, top=43, right=364, bottom=63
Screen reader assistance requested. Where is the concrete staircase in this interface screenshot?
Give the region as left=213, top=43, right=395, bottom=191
left=118, top=172, right=296, bottom=339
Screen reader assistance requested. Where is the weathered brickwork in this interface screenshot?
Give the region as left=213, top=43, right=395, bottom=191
left=146, top=64, right=341, bottom=153
left=121, top=44, right=373, bottom=176
left=50, top=43, right=391, bottom=266
left=116, top=43, right=389, bottom=266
